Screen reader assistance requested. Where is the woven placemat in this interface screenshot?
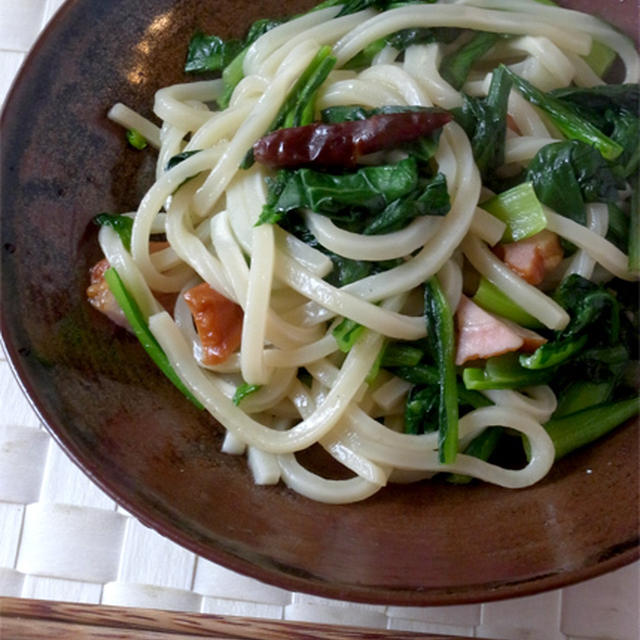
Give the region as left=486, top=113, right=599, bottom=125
left=1, top=2, right=638, bottom=638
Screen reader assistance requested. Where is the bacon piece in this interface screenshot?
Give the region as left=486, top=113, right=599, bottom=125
left=87, top=243, right=175, bottom=329
left=87, top=258, right=130, bottom=329
left=493, top=230, right=563, bottom=285
left=253, top=110, right=452, bottom=169
left=184, top=283, right=243, bottom=366
left=454, top=295, right=546, bottom=366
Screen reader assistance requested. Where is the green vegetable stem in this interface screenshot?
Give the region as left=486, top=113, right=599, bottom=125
left=103, top=268, right=203, bottom=410
left=425, top=277, right=459, bottom=464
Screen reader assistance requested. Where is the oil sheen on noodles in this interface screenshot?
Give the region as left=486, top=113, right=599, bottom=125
left=99, top=0, right=639, bottom=503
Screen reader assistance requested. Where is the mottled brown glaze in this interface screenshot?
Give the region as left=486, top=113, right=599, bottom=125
left=1, top=0, right=638, bottom=606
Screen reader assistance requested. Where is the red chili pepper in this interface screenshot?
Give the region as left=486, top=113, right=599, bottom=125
left=252, top=110, right=452, bottom=170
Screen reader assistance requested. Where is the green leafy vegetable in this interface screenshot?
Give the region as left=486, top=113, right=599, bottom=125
left=344, top=26, right=456, bottom=69
left=126, top=129, right=148, bottom=150
left=321, top=104, right=434, bottom=123
left=184, top=32, right=244, bottom=74
left=333, top=317, right=366, bottom=352
left=316, top=0, right=436, bottom=17
left=463, top=353, right=554, bottom=390
left=629, top=172, right=640, bottom=273
left=103, top=268, right=203, bottom=409
left=233, top=382, right=262, bottom=405
left=581, top=39, right=617, bottom=77
left=94, top=214, right=133, bottom=252
left=166, top=150, right=202, bottom=171
left=453, top=64, right=511, bottom=180
left=553, top=380, right=614, bottom=417
left=520, top=275, right=621, bottom=370
left=425, top=277, right=458, bottom=464
left=218, top=51, right=247, bottom=109
left=278, top=212, right=402, bottom=287
left=242, top=45, right=337, bottom=168
left=526, top=140, right=620, bottom=225
left=440, top=31, right=500, bottom=90
left=541, top=397, right=639, bottom=460
left=362, top=172, right=450, bottom=234
left=503, top=66, right=624, bottom=160
left=165, top=150, right=204, bottom=192
left=547, top=83, right=640, bottom=179
left=404, top=385, right=439, bottom=434
left=549, top=84, right=639, bottom=116
left=380, top=343, right=424, bottom=368
left=481, top=181, right=547, bottom=242
left=185, top=18, right=285, bottom=108
left=258, top=157, right=419, bottom=225
left=472, top=277, right=543, bottom=329
left=446, top=427, right=503, bottom=484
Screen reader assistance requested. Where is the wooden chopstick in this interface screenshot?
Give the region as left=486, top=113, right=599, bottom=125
left=0, top=596, right=484, bottom=639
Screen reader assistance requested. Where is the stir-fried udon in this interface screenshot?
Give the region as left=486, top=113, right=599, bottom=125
left=88, top=0, right=640, bottom=503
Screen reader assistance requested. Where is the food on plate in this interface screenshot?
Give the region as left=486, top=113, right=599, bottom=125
left=89, top=0, right=639, bottom=503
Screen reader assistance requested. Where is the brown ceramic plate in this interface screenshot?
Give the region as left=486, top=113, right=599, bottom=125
left=1, top=0, right=638, bottom=606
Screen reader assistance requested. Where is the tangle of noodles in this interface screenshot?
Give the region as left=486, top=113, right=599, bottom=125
left=92, top=0, right=639, bottom=504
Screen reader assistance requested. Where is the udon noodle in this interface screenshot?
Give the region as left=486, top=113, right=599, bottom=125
left=94, top=0, right=639, bottom=503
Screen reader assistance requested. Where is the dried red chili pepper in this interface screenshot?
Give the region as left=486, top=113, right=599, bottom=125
left=252, top=110, right=452, bottom=169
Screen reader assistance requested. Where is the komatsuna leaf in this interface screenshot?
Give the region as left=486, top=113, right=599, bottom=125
left=185, top=32, right=244, bottom=74
left=526, top=140, right=618, bottom=225
left=258, top=157, right=419, bottom=224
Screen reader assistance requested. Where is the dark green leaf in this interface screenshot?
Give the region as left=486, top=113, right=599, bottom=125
left=257, top=157, right=419, bottom=225
left=166, top=150, right=202, bottom=171
left=520, top=275, right=622, bottom=370
left=453, top=64, right=511, bottom=179
left=185, top=32, right=244, bottom=74
left=404, top=385, right=439, bottom=434
left=94, top=214, right=133, bottom=252
left=362, top=172, right=450, bottom=234
left=503, top=65, right=623, bottom=160
left=126, top=129, right=148, bottom=150
left=549, top=83, right=639, bottom=115
left=526, top=140, right=618, bottom=225
left=440, top=31, right=500, bottom=90
left=232, top=382, right=262, bottom=405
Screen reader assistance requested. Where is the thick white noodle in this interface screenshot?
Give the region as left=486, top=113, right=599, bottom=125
left=193, top=41, right=322, bottom=216
left=504, top=136, right=557, bottom=165
left=154, top=81, right=223, bottom=130
left=470, top=207, right=506, bottom=246
left=563, top=203, right=609, bottom=280
left=481, top=386, right=557, bottom=423
left=462, top=233, right=571, bottom=330
left=241, top=223, right=275, bottom=385
left=107, top=103, right=162, bottom=148
left=454, top=0, right=639, bottom=82
left=305, top=211, right=440, bottom=260
left=278, top=454, right=384, bottom=503
left=545, top=207, right=634, bottom=280
left=333, top=5, right=591, bottom=66
left=98, top=226, right=162, bottom=319
left=149, top=311, right=385, bottom=453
